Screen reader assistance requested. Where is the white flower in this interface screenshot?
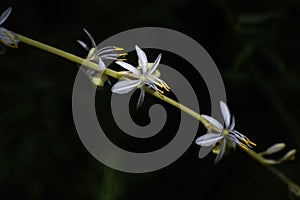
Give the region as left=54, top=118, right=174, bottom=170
left=77, top=29, right=126, bottom=71
left=77, top=28, right=126, bottom=85
left=196, top=101, right=256, bottom=163
left=111, top=45, right=170, bottom=108
left=0, top=7, right=19, bottom=48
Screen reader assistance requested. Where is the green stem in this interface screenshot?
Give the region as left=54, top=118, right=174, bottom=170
left=16, top=33, right=300, bottom=196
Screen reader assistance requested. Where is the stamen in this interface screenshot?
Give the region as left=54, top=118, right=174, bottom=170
left=240, top=143, right=249, bottom=151
left=155, top=82, right=170, bottom=92
left=247, top=139, right=257, bottom=146
left=3, top=32, right=18, bottom=48
left=117, top=58, right=127, bottom=61
left=155, top=82, right=163, bottom=88
left=113, top=46, right=124, bottom=51
left=242, top=138, right=249, bottom=145
left=118, top=53, right=128, bottom=57
left=157, top=88, right=164, bottom=94
left=161, top=82, right=170, bottom=91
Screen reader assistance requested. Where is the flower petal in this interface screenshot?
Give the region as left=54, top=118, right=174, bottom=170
left=227, top=135, right=238, bottom=149
left=147, top=53, right=162, bottom=75
left=196, top=133, right=223, bottom=146
left=77, top=40, right=90, bottom=51
left=115, top=61, right=140, bottom=76
left=135, top=45, right=148, bottom=74
left=215, top=138, right=226, bottom=163
left=111, top=79, right=140, bottom=94
left=0, top=7, right=12, bottom=25
left=201, top=115, right=223, bottom=131
left=229, top=115, right=235, bottom=131
left=83, top=28, right=96, bottom=47
left=220, top=101, right=231, bottom=128
left=98, top=58, right=106, bottom=70
left=136, top=86, right=145, bottom=108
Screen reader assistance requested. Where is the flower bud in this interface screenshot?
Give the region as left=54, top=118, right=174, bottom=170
left=265, top=143, right=286, bottom=155
left=281, top=149, right=297, bottom=162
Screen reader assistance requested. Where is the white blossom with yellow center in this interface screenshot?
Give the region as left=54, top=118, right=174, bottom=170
left=196, top=101, right=256, bottom=163
left=111, top=45, right=170, bottom=108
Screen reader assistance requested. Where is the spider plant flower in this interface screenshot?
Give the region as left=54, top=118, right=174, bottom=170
left=0, top=7, right=19, bottom=48
left=77, top=28, right=126, bottom=85
left=111, top=45, right=170, bottom=108
left=77, top=28, right=126, bottom=71
left=196, top=101, right=256, bottom=163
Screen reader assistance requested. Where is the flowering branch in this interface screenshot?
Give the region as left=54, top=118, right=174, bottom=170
left=1, top=6, right=299, bottom=197
left=14, top=33, right=300, bottom=196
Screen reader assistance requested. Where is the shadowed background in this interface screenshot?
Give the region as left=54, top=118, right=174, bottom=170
left=0, top=0, right=300, bottom=199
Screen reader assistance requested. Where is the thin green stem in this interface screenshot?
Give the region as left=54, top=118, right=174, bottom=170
left=16, top=33, right=300, bottom=196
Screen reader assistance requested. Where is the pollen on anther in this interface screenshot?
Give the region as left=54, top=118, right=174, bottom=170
left=248, top=140, right=257, bottom=146
left=3, top=32, right=18, bottom=48
left=240, top=143, right=249, bottom=151
left=117, top=58, right=127, bottom=61
left=119, top=53, right=128, bottom=57
left=114, top=46, right=124, bottom=51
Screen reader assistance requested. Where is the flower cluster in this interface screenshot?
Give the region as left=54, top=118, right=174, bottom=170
left=2, top=5, right=257, bottom=163
left=0, top=7, right=19, bottom=48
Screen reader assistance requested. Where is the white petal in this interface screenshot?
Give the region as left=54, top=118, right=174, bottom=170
left=231, top=130, right=247, bottom=140
left=77, top=40, right=90, bottom=51
left=147, top=53, right=162, bottom=75
left=215, top=138, right=226, bottom=163
left=136, top=86, right=145, bottom=108
left=83, top=28, right=96, bottom=47
left=111, top=79, right=140, bottom=94
left=146, top=80, right=159, bottom=92
left=115, top=61, right=140, bottom=76
left=147, top=76, right=160, bottom=86
left=98, top=58, right=106, bottom=70
left=220, top=101, right=231, bottom=128
left=0, top=7, right=12, bottom=25
left=227, top=135, right=238, bottom=149
left=201, top=115, right=223, bottom=131
left=135, top=45, right=148, bottom=74
left=229, top=115, right=235, bottom=130
left=196, top=133, right=223, bottom=146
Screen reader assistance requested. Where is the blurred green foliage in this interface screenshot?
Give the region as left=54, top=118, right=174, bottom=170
left=0, top=0, right=300, bottom=199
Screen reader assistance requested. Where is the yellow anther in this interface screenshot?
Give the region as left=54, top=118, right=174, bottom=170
left=156, top=83, right=163, bottom=88
left=6, top=32, right=17, bottom=46
left=155, top=82, right=170, bottom=92
left=161, top=82, right=170, bottom=91
left=242, top=138, right=248, bottom=143
left=157, top=88, right=164, bottom=94
left=248, top=140, right=257, bottom=146
left=158, top=91, right=165, bottom=98
left=113, top=46, right=124, bottom=51
left=117, top=58, right=127, bottom=61
left=118, top=53, right=128, bottom=57
left=240, top=143, right=249, bottom=151
left=242, top=137, right=256, bottom=146
left=1, top=32, right=18, bottom=48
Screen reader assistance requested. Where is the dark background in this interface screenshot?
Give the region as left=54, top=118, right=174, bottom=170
left=1, top=0, right=300, bottom=199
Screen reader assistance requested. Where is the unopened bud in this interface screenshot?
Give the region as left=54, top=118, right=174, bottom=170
left=281, top=149, right=297, bottom=162
left=265, top=143, right=286, bottom=155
